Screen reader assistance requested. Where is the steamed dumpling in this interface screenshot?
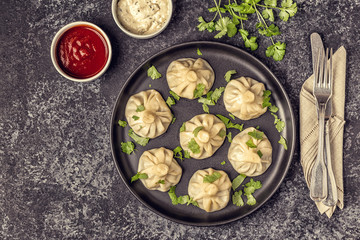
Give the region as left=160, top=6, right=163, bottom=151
left=188, top=168, right=231, bottom=212
left=179, top=114, right=226, bottom=159
left=138, top=147, right=182, bottom=192
left=166, top=58, right=215, bottom=99
left=228, top=127, right=272, bottom=176
left=125, top=89, right=172, bottom=139
left=224, top=77, right=267, bottom=120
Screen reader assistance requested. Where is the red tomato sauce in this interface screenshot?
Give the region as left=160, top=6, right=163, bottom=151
left=56, top=25, right=109, bottom=79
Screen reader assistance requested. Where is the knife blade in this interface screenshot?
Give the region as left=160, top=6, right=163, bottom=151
left=310, top=32, right=337, bottom=207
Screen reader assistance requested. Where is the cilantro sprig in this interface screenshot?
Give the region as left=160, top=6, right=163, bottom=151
left=128, top=129, right=149, bottom=147
left=203, top=171, right=222, bottom=183
left=147, top=65, right=162, bottom=79
left=131, top=172, right=148, bottom=183
left=168, top=186, right=199, bottom=207
left=197, top=0, right=297, bottom=61
left=198, top=87, right=225, bottom=113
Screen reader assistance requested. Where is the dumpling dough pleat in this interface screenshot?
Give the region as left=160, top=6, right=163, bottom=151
left=188, top=168, right=231, bottom=212
left=179, top=114, right=226, bottom=159
left=224, top=77, right=267, bottom=120
left=228, top=127, right=272, bottom=176
left=125, top=89, right=172, bottom=139
left=138, top=147, right=182, bottom=192
left=166, top=58, right=215, bottom=99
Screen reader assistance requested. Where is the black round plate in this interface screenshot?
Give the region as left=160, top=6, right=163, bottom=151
left=110, top=41, right=296, bottom=226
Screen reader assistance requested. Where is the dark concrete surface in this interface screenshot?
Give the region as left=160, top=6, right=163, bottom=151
left=1, top=0, right=359, bottom=239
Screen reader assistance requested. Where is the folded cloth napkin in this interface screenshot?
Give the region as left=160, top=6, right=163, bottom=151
left=299, top=46, right=346, bottom=218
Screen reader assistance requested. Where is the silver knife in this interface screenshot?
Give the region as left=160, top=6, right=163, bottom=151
left=310, top=33, right=338, bottom=207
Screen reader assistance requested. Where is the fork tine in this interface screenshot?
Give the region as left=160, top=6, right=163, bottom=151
left=329, top=48, right=333, bottom=92
left=318, top=49, right=324, bottom=88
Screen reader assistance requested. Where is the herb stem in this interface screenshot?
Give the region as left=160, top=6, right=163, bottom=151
left=255, top=3, right=287, bottom=11
left=253, top=3, right=275, bottom=45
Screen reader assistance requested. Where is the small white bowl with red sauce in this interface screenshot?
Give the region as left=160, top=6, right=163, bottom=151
left=51, top=21, right=112, bottom=82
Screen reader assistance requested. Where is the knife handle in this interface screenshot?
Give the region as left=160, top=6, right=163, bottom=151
left=322, top=120, right=338, bottom=206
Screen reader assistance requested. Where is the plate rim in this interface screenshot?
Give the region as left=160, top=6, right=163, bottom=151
left=110, top=40, right=296, bottom=226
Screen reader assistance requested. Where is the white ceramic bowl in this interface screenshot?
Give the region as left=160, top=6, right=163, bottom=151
left=50, top=21, right=112, bottom=82
left=111, top=0, right=173, bottom=39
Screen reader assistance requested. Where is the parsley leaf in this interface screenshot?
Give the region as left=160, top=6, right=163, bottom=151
left=147, top=65, right=162, bottom=79
left=203, top=171, right=222, bottom=183
left=166, top=96, right=176, bottom=107
left=128, top=129, right=149, bottom=146
left=131, top=172, right=148, bottom=183
left=239, top=29, right=258, bottom=51
left=246, top=138, right=257, bottom=148
left=248, top=130, right=264, bottom=140
left=188, top=138, right=200, bottom=154
left=169, top=90, right=180, bottom=100
left=136, top=105, right=145, bottom=112
left=232, top=173, right=246, bottom=191
left=193, top=126, right=204, bottom=137
left=262, top=8, right=275, bottom=22
left=197, top=48, right=203, bottom=55
left=193, top=83, right=206, bottom=98
left=224, top=70, right=237, bottom=82
left=232, top=190, right=245, bottom=207
left=197, top=16, right=215, bottom=32
left=118, top=120, right=127, bottom=127
left=279, top=0, right=298, bottom=21
left=121, top=141, right=135, bottom=154
left=278, top=135, right=288, bottom=150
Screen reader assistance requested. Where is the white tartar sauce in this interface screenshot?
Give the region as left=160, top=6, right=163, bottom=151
left=117, top=0, right=170, bottom=35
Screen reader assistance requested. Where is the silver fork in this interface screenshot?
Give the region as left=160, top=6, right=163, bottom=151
left=310, top=48, right=333, bottom=202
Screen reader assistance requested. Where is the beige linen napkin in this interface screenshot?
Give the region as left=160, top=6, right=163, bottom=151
left=299, top=46, right=346, bottom=218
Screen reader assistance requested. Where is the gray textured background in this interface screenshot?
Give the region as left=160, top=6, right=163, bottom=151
left=1, top=0, right=359, bottom=239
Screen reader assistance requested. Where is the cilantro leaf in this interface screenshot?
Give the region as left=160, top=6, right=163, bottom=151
left=278, top=135, right=288, bottom=150
left=136, top=105, right=145, bottom=112
left=211, top=87, right=225, bottom=102
left=245, top=193, right=257, bottom=206
left=239, top=29, right=258, bottom=51
left=131, top=172, right=148, bottom=183
left=184, top=150, right=191, bottom=159
left=271, top=113, right=285, bottom=132
left=132, top=115, right=140, bottom=121
left=188, top=138, right=200, bottom=154
left=197, top=48, right=203, bottom=56
left=266, top=42, right=286, bottom=61
left=229, top=113, right=235, bottom=120
left=203, top=171, right=222, bottom=183
left=180, top=122, right=186, bottom=132
left=246, top=138, right=257, bottom=148
left=128, top=129, right=149, bottom=146
left=193, top=83, right=206, bottom=98
left=248, top=130, right=264, bottom=140
left=221, top=161, right=226, bottom=165
left=168, top=186, right=199, bottom=207
left=169, top=90, right=180, bottom=101
left=121, top=141, right=135, bottom=154
left=156, top=180, right=165, bottom=184
left=218, top=129, right=227, bottom=138
left=262, top=9, right=275, bottom=22
left=257, top=150, right=263, bottom=158
left=193, top=126, right=204, bottom=137
left=227, top=132, right=232, bottom=143
left=224, top=70, right=237, bottom=82
left=202, top=103, right=210, bottom=113
left=232, top=173, right=246, bottom=191
left=264, top=0, right=277, bottom=7
left=173, top=146, right=184, bottom=160
left=171, top=116, right=176, bottom=124
left=279, top=0, right=297, bottom=21
left=245, top=178, right=263, bottom=192
left=269, top=104, right=279, bottom=113
left=216, top=114, right=243, bottom=131
left=118, top=120, right=127, bottom=127
left=147, top=65, right=162, bottom=79
left=166, top=96, right=176, bottom=107
left=197, top=16, right=215, bottom=32
left=216, top=114, right=230, bottom=125
left=232, top=190, right=245, bottom=207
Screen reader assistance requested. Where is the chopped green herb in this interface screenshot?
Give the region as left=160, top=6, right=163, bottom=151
left=266, top=42, right=286, bottom=61
left=166, top=96, right=176, bottom=107
left=188, top=138, right=200, bottom=154
left=227, top=132, right=233, bottom=143
left=221, top=161, right=226, bottom=165
left=225, top=70, right=237, bottom=82
left=121, top=141, right=135, bottom=154
left=171, top=116, right=176, bottom=124
left=169, top=90, right=180, bottom=101
left=149, top=84, right=152, bottom=88
left=197, top=48, right=203, bottom=55
left=168, top=186, right=199, bottom=207
left=245, top=193, right=257, bottom=206
left=246, top=138, right=257, bottom=148
left=248, top=130, right=264, bottom=140
left=128, top=129, right=150, bottom=147
left=216, top=114, right=230, bottom=125
left=229, top=113, right=235, bottom=120
left=257, top=150, right=263, bottom=158
left=184, top=150, right=191, bottom=159
left=218, top=129, right=227, bottom=138
left=202, top=103, right=210, bottom=113
left=232, top=173, right=246, bottom=191
left=147, top=65, right=162, bottom=79
left=118, top=120, right=127, bottom=127
left=193, top=83, right=206, bottom=98
left=243, top=179, right=262, bottom=206
left=262, top=90, right=272, bottom=108
left=131, top=172, right=148, bottom=183
left=269, top=104, right=279, bottom=113
left=278, top=135, right=288, bottom=150
left=193, top=126, right=204, bottom=137
left=173, top=146, right=184, bottom=160
left=211, top=87, right=225, bottom=102
left=232, top=190, right=245, bottom=207
left=256, top=126, right=260, bottom=129
left=216, top=114, right=243, bottom=131
left=156, top=180, right=165, bottom=184
left=180, top=122, right=186, bottom=132
left=271, top=113, right=285, bottom=132
left=132, top=115, right=140, bottom=121
left=136, top=105, right=145, bottom=112
left=203, top=171, right=222, bottom=183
